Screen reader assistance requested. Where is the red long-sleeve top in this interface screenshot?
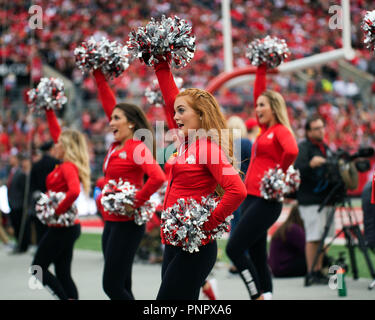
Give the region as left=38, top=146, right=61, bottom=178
left=154, top=62, right=247, bottom=245
left=45, top=109, right=81, bottom=224
left=93, top=70, right=117, bottom=120
left=162, top=138, right=247, bottom=245
left=154, top=61, right=179, bottom=130
left=100, top=139, right=166, bottom=221
left=93, top=70, right=166, bottom=222
left=244, top=65, right=299, bottom=197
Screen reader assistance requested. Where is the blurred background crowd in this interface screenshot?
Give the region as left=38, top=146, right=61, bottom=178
left=1, top=0, right=375, bottom=195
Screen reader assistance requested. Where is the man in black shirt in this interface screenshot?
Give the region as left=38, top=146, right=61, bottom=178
left=29, top=141, right=60, bottom=244
left=294, top=115, right=335, bottom=284
left=7, top=152, right=32, bottom=252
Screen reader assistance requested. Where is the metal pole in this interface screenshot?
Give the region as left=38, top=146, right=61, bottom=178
left=341, top=0, right=355, bottom=60
left=215, top=48, right=350, bottom=90
left=221, top=0, right=233, bottom=72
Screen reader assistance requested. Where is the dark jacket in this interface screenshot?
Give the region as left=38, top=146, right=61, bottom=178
left=294, top=139, right=333, bottom=205
left=7, top=168, right=27, bottom=211
left=362, top=182, right=375, bottom=248
left=233, top=137, right=252, bottom=181
left=30, top=154, right=60, bottom=194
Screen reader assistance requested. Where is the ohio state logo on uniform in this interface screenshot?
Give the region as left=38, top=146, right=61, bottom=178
left=185, top=154, right=196, bottom=164
left=119, top=151, right=127, bottom=160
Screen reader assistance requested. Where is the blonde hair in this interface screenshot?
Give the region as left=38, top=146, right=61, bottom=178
left=59, top=129, right=91, bottom=194
left=176, top=88, right=234, bottom=196
left=227, top=116, right=247, bottom=139
left=260, top=90, right=295, bottom=136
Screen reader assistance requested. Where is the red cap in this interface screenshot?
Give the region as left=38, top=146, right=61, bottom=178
left=245, top=118, right=258, bottom=130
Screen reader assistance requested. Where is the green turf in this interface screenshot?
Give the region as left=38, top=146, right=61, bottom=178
left=75, top=233, right=375, bottom=279
left=74, top=232, right=103, bottom=252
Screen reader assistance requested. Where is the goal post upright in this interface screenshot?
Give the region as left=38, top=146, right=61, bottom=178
left=210, top=0, right=355, bottom=92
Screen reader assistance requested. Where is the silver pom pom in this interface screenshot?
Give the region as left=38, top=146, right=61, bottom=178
left=127, top=15, right=196, bottom=69
left=246, top=35, right=290, bottom=68
left=101, top=178, right=136, bottom=215
left=35, top=191, right=77, bottom=227
left=27, top=77, right=67, bottom=114
left=362, top=10, right=375, bottom=52
left=74, top=37, right=129, bottom=79
left=101, top=178, right=155, bottom=225
left=260, top=165, right=288, bottom=202
left=134, top=201, right=156, bottom=226
left=161, top=194, right=232, bottom=253
left=145, top=77, right=183, bottom=106
left=284, top=165, right=301, bottom=194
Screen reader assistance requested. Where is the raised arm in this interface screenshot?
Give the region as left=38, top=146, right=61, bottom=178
left=93, top=69, right=117, bottom=121
left=45, top=109, right=61, bottom=144
left=253, top=64, right=267, bottom=129
left=253, top=64, right=267, bottom=104
left=154, top=61, right=179, bottom=129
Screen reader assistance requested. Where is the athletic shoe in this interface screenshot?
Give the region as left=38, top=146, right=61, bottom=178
left=262, top=292, right=273, bottom=300
left=305, top=270, right=329, bottom=286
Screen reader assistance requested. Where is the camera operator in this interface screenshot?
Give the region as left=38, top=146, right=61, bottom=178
left=294, top=115, right=335, bottom=284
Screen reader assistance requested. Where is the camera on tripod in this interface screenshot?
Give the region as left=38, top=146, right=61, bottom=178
left=324, top=147, right=374, bottom=202
left=306, top=146, right=375, bottom=289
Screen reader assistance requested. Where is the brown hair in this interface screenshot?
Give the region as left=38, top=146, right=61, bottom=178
left=176, top=88, right=234, bottom=196
left=305, top=114, right=325, bottom=136
left=272, top=204, right=304, bottom=242
left=114, top=103, right=156, bottom=157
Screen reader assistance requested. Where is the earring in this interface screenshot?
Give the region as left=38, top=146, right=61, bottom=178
left=129, top=125, right=134, bottom=129
left=200, top=116, right=202, bottom=120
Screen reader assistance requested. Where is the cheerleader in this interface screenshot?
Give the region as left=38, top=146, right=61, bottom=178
left=93, top=70, right=166, bottom=300
left=153, top=61, right=247, bottom=300
left=31, top=108, right=91, bottom=300
left=225, top=64, right=299, bottom=300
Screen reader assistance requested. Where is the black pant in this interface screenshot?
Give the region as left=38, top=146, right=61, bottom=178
left=226, top=195, right=282, bottom=299
left=32, top=224, right=81, bottom=300
left=9, top=208, right=31, bottom=252
left=157, top=241, right=217, bottom=300
left=31, top=215, right=49, bottom=245
left=102, top=220, right=145, bottom=300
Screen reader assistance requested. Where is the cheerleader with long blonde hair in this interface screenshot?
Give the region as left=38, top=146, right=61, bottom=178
left=31, top=108, right=91, bottom=300
left=226, top=64, right=299, bottom=300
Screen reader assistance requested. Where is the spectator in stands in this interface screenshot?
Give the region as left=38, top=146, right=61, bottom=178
left=245, top=117, right=259, bottom=143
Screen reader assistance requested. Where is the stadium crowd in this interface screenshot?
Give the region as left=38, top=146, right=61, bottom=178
left=1, top=0, right=375, bottom=186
